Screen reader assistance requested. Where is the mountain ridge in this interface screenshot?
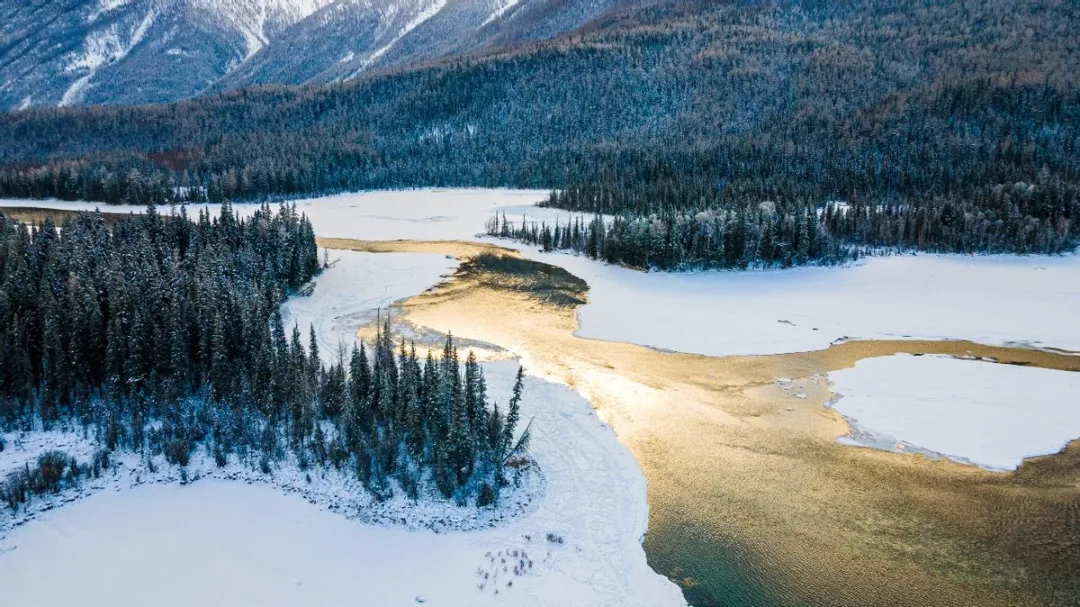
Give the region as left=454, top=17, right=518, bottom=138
left=0, top=0, right=625, bottom=110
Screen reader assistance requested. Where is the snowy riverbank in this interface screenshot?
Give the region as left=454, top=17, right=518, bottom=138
left=826, top=354, right=1080, bottom=471
left=0, top=233, right=686, bottom=607
left=0, top=359, right=684, bottom=606
left=8, top=188, right=1080, bottom=602
left=1, top=188, right=556, bottom=240
left=500, top=247, right=1080, bottom=357
left=8, top=192, right=1080, bottom=360
left=281, top=249, right=459, bottom=364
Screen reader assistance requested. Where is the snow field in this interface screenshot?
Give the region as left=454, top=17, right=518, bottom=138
left=1, top=188, right=556, bottom=242
left=0, top=361, right=685, bottom=607
left=826, top=354, right=1080, bottom=470
left=11, top=188, right=1080, bottom=598
left=0, top=420, right=542, bottom=539
left=502, top=248, right=1080, bottom=357
left=287, top=189, right=584, bottom=241
left=2, top=188, right=610, bottom=246
left=0, top=429, right=100, bottom=478
left=281, top=249, right=458, bottom=364
left=8, top=189, right=1080, bottom=361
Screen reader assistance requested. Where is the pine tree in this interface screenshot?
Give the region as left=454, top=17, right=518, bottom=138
left=503, top=366, right=524, bottom=457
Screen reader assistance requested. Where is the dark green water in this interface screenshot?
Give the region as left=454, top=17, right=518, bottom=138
left=645, top=518, right=795, bottom=607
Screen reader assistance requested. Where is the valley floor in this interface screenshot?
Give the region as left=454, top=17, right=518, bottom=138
left=495, top=243, right=1080, bottom=357
left=4, top=189, right=1080, bottom=606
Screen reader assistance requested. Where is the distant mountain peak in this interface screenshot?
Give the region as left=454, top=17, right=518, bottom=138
left=0, top=0, right=622, bottom=109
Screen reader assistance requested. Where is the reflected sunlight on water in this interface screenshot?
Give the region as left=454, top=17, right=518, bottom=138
left=328, top=237, right=1080, bottom=607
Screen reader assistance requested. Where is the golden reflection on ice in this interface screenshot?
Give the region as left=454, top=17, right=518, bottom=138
left=328, top=237, right=1080, bottom=607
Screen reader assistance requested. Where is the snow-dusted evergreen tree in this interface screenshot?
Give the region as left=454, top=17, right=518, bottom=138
left=0, top=206, right=529, bottom=511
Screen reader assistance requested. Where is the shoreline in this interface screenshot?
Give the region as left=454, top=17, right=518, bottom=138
left=0, top=241, right=687, bottom=607
left=345, top=235, right=1080, bottom=606
left=5, top=196, right=1080, bottom=605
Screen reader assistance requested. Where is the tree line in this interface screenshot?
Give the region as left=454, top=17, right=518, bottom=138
left=490, top=172, right=1078, bottom=271
left=0, top=206, right=527, bottom=510
left=487, top=204, right=854, bottom=270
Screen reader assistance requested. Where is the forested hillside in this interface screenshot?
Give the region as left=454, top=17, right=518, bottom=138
left=1, top=0, right=1077, bottom=261
left=0, top=206, right=526, bottom=509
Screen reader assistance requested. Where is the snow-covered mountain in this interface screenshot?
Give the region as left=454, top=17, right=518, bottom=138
left=0, top=0, right=336, bottom=108
left=0, top=0, right=622, bottom=109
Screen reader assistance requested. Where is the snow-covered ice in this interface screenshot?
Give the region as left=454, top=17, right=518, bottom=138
left=0, top=361, right=685, bottom=607
left=1, top=188, right=559, bottom=242
left=500, top=248, right=1080, bottom=357
left=4, top=480, right=473, bottom=606
left=10, top=189, right=1078, bottom=357
left=827, top=354, right=1080, bottom=470
left=281, top=249, right=458, bottom=364
left=289, top=189, right=577, bottom=241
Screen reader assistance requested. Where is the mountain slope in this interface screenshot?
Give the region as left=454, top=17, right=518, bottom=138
left=213, top=0, right=626, bottom=88
left=0, top=0, right=339, bottom=108
left=0, top=0, right=623, bottom=109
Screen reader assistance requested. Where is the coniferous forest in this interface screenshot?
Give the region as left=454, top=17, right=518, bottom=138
left=0, top=207, right=526, bottom=510
left=0, top=0, right=1077, bottom=266
left=487, top=178, right=1076, bottom=270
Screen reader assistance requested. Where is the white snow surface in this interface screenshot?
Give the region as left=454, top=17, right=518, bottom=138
left=481, top=0, right=522, bottom=27
left=1, top=198, right=226, bottom=215
left=0, top=430, right=100, bottom=478
left=190, top=0, right=336, bottom=59
left=1, top=188, right=563, bottom=241
left=61, top=8, right=157, bottom=106
left=89, top=0, right=134, bottom=22
left=281, top=249, right=458, bottom=364
left=11, top=187, right=1080, bottom=601
left=0, top=361, right=684, bottom=607
left=350, top=0, right=449, bottom=76
left=288, top=189, right=564, bottom=240
left=70, top=0, right=333, bottom=101
left=500, top=247, right=1080, bottom=357
left=827, top=354, right=1080, bottom=470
